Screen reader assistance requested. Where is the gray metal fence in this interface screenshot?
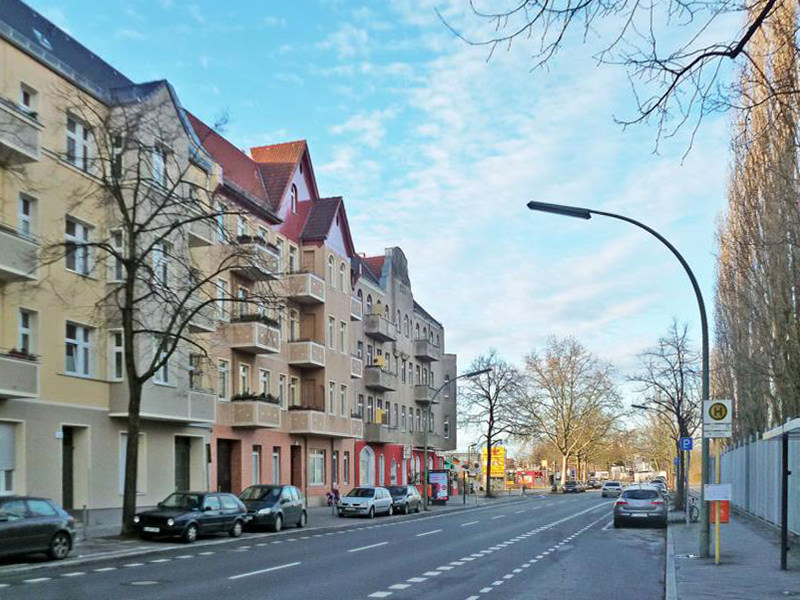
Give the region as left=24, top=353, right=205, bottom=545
left=719, top=435, right=799, bottom=536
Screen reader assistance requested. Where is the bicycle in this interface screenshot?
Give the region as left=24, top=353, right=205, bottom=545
left=688, top=495, right=699, bottom=523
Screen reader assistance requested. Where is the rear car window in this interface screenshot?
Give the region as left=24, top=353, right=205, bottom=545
left=622, top=489, right=659, bottom=500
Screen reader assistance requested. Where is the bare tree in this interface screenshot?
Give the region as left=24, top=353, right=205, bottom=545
left=458, top=350, right=525, bottom=496
left=629, top=320, right=700, bottom=509
left=517, top=336, right=622, bottom=486
left=39, top=84, right=281, bottom=535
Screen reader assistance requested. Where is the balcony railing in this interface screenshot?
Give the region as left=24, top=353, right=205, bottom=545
left=109, top=382, right=216, bottom=424
left=288, top=340, right=326, bottom=368
left=0, top=351, right=39, bottom=399
left=229, top=396, right=282, bottom=428
left=228, top=315, right=281, bottom=354
left=413, top=339, right=442, bottom=362
left=414, top=384, right=437, bottom=404
left=363, top=314, right=397, bottom=342
left=0, top=223, right=38, bottom=282
left=364, top=365, right=398, bottom=391
left=288, top=409, right=363, bottom=438
left=350, top=296, right=363, bottom=321
left=284, top=272, right=325, bottom=304
left=0, top=97, right=41, bottom=165
left=350, top=356, right=363, bottom=379
left=229, top=236, right=281, bottom=281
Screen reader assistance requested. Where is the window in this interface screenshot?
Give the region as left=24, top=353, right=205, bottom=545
left=327, top=255, right=334, bottom=285
left=423, top=367, right=428, bottom=385
left=416, top=408, right=421, bottom=431
left=379, top=454, right=385, bottom=486
left=429, top=412, right=434, bottom=433
left=237, top=215, right=246, bottom=238
left=328, top=316, right=335, bottom=349
left=259, top=369, right=271, bottom=396
left=290, top=377, right=299, bottom=407
left=28, top=499, right=58, bottom=517
left=396, top=310, right=401, bottom=332
left=409, top=407, right=414, bottom=432
left=152, top=241, right=171, bottom=287
left=366, top=344, right=373, bottom=365
left=289, top=310, right=299, bottom=341
left=279, top=374, right=287, bottom=407
left=401, top=406, right=406, bottom=431
left=65, top=322, right=92, bottom=376
left=340, top=384, right=347, bottom=416
left=443, top=375, right=450, bottom=398
left=288, top=246, right=298, bottom=273
left=152, top=143, right=167, bottom=187
left=239, top=363, right=250, bottom=394
left=252, top=446, right=262, bottom=485
left=339, top=321, right=347, bottom=353
left=416, top=364, right=421, bottom=385
left=415, top=323, right=420, bottom=339
left=218, top=359, right=230, bottom=399
left=444, top=416, right=450, bottom=439
left=385, top=401, right=391, bottom=425
left=18, top=194, right=34, bottom=238
left=401, top=360, right=406, bottom=383
left=366, top=295, right=373, bottom=315
left=18, top=309, right=35, bottom=354
left=309, top=449, right=324, bottom=486
left=272, top=447, right=280, bottom=484
left=328, top=381, right=336, bottom=414
left=357, top=341, right=363, bottom=359
left=357, top=394, right=364, bottom=418
left=153, top=337, right=170, bottom=384
left=367, top=397, right=374, bottom=423
left=343, top=451, right=350, bottom=485
left=394, top=404, right=398, bottom=428
left=0, top=423, right=16, bottom=494
left=216, top=279, right=229, bottom=321
left=189, top=353, right=204, bottom=390
left=19, top=83, right=37, bottom=112
left=332, top=451, right=339, bottom=485
left=215, top=202, right=226, bottom=242
left=290, top=184, right=298, bottom=213
left=66, top=116, right=91, bottom=171
left=111, top=331, right=123, bottom=380
left=403, top=315, right=409, bottom=336
left=110, top=229, right=124, bottom=281
left=338, top=263, right=346, bottom=291
left=111, top=134, right=124, bottom=179
left=65, top=218, right=92, bottom=275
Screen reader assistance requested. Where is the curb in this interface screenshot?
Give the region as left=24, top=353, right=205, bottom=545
left=666, top=523, right=677, bottom=600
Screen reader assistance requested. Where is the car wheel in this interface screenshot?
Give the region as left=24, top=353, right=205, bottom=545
left=368, top=506, right=375, bottom=519
left=229, top=519, right=243, bottom=538
left=297, top=511, right=307, bottom=528
left=416, top=502, right=421, bottom=513
left=613, top=518, right=622, bottom=529
left=272, top=514, right=283, bottom=532
left=388, top=504, right=393, bottom=516
left=47, top=531, right=71, bottom=560
left=182, top=523, right=198, bottom=543
left=403, top=503, right=409, bottom=515
left=338, top=510, right=345, bottom=518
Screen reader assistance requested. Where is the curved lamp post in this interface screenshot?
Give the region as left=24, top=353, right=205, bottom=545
left=423, top=367, right=492, bottom=511
left=527, top=200, right=710, bottom=557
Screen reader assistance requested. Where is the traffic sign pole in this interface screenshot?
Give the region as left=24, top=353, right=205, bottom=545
left=686, top=448, right=691, bottom=526
left=715, top=439, right=721, bottom=565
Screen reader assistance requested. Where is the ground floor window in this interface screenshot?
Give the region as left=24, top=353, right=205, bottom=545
left=391, top=458, right=398, bottom=485
left=332, top=450, right=339, bottom=485
left=272, top=447, right=280, bottom=484
left=0, top=423, right=16, bottom=494
left=252, top=445, right=262, bottom=485
left=379, top=453, right=385, bottom=486
left=343, top=451, right=350, bottom=484
left=359, top=446, right=375, bottom=486
left=309, top=449, right=325, bottom=486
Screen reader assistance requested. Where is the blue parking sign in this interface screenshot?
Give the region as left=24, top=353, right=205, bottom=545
left=680, top=437, right=693, bottom=451
left=674, top=456, right=679, bottom=466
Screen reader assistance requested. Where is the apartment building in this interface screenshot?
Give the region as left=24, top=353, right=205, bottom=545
left=0, top=0, right=218, bottom=525
left=352, top=248, right=458, bottom=490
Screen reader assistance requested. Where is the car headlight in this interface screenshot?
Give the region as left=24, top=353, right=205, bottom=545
left=167, top=518, right=175, bottom=527
left=257, top=508, right=272, bottom=515
left=133, top=516, right=140, bottom=524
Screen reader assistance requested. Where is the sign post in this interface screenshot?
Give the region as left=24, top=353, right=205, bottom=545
left=703, top=400, right=732, bottom=565
left=680, top=437, right=693, bottom=526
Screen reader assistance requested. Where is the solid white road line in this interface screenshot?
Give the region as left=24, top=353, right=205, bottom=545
left=602, top=520, right=614, bottom=530
left=349, top=542, right=389, bottom=553
left=460, top=520, right=479, bottom=527
left=229, top=561, right=302, bottom=580
left=416, top=529, right=442, bottom=537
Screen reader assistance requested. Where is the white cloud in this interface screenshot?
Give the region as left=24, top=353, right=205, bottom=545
left=317, top=23, right=369, bottom=60
left=263, top=15, right=286, bottom=28
left=330, top=108, right=396, bottom=148
left=116, top=29, right=147, bottom=41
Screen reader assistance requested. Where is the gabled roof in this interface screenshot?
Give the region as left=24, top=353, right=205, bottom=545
left=250, top=140, right=320, bottom=211
left=354, top=255, right=382, bottom=287
left=301, top=197, right=341, bottom=241
left=363, top=256, right=386, bottom=279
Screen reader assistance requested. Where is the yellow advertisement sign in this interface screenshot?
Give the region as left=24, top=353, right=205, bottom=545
left=481, top=446, right=506, bottom=478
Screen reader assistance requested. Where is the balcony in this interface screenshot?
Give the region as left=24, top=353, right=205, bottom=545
left=284, top=272, right=325, bottom=304
left=230, top=236, right=281, bottom=281
left=364, top=365, right=397, bottom=392
left=288, top=340, right=325, bottom=368
left=350, top=356, right=363, bottom=379
left=0, top=224, right=38, bottom=282
left=0, top=97, right=41, bottom=165
left=363, top=422, right=409, bottom=444
left=109, top=383, right=216, bottom=424
left=187, top=301, right=216, bottom=334
left=227, top=315, right=281, bottom=354
left=414, top=384, right=437, bottom=404
left=229, top=397, right=281, bottom=428
left=364, top=314, right=396, bottom=342
left=288, top=407, right=363, bottom=438
left=0, top=352, right=39, bottom=399
left=414, top=339, right=442, bottom=362
left=186, top=211, right=214, bottom=247
left=350, top=296, right=363, bottom=321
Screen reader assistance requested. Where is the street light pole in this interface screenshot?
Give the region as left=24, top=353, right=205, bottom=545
left=527, top=200, right=711, bottom=557
left=423, top=368, right=492, bottom=511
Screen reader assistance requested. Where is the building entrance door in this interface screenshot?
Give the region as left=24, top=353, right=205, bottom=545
left=175, top=437, right=191, bottom=491
left=61, top=427, right=74, bottom=511
left=217, top=440, right=233, bottom=492
left=290, top=445, right=302, bottom=488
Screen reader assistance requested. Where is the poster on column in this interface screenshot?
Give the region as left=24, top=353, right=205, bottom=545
left=428, top=470, right=450, bottom=503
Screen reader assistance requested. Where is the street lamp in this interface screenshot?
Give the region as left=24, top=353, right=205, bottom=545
left=423, top=367, right=492, bottom=511
left=527, top=200, right=711, bottom=557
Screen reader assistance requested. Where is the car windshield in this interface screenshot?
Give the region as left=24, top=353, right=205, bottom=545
left=387, top=486, right=406, bottom=495
left=622, top=489, right=659, bottom=500
left=160, top=493, right=202, bottom=509
left=239, top=486, right=281, bottom=501
left=347, top=488, right=375, bottom=498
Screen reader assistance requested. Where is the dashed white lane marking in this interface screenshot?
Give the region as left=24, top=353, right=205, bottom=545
left=461, top=520, right=479, bottom=527
left=124, top=563, right=144, bottom=567
left=389, top=584, right=411, bottom=590
left=480, top=588, right=493, bottom=593
left=0, top=583, right=9, bottom=588
left=199, top=551, right=215, bottom=555
left=437, top=565, right=454, bottom=571
left=513, top=568, right=522, bottom=573
left=369, top=593, right=393, bottom=598
left=602, top=520, right=614, bottom=530
left=503, top=574, right=514, bottom=579
left=62, top=572, right=86, bottom=577
left=491, top=514, right=505, bottom=519
left=492, top=580, right=504, bottom=586
left=450, top=561, right=464, bottom=566
left=349, top=542, right=389, bottom=553
left=515, top=510, right=526, bottom=514
left=416, top=529, right=442, bottom=537
left=176, top=554, right=193, bottom=559
left=461, top=557, right=475, bottom=561
left=466, top=596, right=480, bottom=600
left=150, top=558, right=170, bottom=563
left=407, top=577, right=427, bottom=583
left=94, top=567, right=116, bottom=572
left=229, top=561, right=302, bottom=580
left=424, top=571, right=442, bottom=577
left=23, top=577, right=51, bottom=583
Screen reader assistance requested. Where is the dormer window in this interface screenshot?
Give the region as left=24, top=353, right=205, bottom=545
left=290, top=184, right=298, bottom=214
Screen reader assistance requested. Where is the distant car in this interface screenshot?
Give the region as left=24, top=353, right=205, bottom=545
left=133, top=492, right=247, bottom=542
left=651, top=476, right=667, bottom=485
left=387, top=485, right=422, bottom=514
left=0, top=496, right=76, bottom=560
left=601, top=481, right=623, bottom=498
left=650, top=481, right=669, bottom=497
left=586, top=479, right=601, bottom=490
left=338, top=486, right=393, bottom=518
left=613, top=485, right=667, bottom=528
left=562, top=480, right=581, bottom=493
left=239, top=484, right=306, bottom=532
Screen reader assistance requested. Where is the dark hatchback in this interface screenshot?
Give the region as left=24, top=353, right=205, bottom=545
left=387, top=485, right=422, bottom=514
left=133, top=492, right=247, bottom=543
left=562, top=480, right=581, bottom=493
left=0, top=496, right=76, bottom=560
left=239, top=484, right=306, bottom=532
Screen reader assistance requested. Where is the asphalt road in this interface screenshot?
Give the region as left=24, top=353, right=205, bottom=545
left=0, top=492, right=665, bottom=600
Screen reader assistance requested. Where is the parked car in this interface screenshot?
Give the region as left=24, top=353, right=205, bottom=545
left=561, top=480, right=581, bottom=493
left=650, top=481, right=669, bottom=497
left=613, top=485, right=668, bottom=528
left=338, top=486, right=393, bottom=518
left=239, top=484, right=306, bottom=532
left=0, top=496, right=75, bottom=560
left=601, top=481, right=623, bottom=498
left=133, top=492, right=247, bottom=542
left=586, top=479, right=601, bottom=489
left=387, top=485, right=422, bottom=514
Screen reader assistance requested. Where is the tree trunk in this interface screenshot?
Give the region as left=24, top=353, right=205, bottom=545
left=560, top=453, right=568, bottom=486
left=121, top=381, right=143, bottom=536
left=485, top=430, right=494, bottom=498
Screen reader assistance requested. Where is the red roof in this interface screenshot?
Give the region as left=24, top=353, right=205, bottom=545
left=301, top=197, right=342, bottom=241
left=363, top=256, right=385, bottom=278
left=251, top=141, right=307, bottom=210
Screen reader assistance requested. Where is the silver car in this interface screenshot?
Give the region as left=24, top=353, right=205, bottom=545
left=613, top=485, right=667, bottom=528
left=338, top=486, right=394, bottom=519
left=601, top=481, right=623, bottom=498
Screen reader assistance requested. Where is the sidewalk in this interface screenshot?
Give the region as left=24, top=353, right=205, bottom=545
left=667, top=510, right=800, bottom=600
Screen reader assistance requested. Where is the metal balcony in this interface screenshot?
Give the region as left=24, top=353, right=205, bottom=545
left=288, top=340, right=326, bottom=368
left=0, top=224, right=38, bottom=282
left=284, top=272, right=325, bottom=304
left=364, top=365, right=398, bottom=391
left=230, top=236, right=281, bottom=281
left=0, top=98, right=41, bottom=165
left=413, top=339, right=441, bottom=362
left=0, top=352, right=39, bottom=399
left=364, top=314, right=397, bottom=342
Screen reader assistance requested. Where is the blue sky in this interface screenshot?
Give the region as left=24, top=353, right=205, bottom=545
left=33, top=0, right=730, bottom=398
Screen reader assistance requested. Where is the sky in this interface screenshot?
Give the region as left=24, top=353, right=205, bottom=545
left=31, top=0, right=731, bottom=407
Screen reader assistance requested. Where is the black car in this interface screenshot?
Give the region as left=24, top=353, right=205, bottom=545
left=0, top=496, right=76, bottom=560
left=387, top=485, right=422, bottom=514
left=239, top=484, right=306, bottom=532
left=133, top=492, right=247, bottom=543
left=562, top=480, right=581, bottom=493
